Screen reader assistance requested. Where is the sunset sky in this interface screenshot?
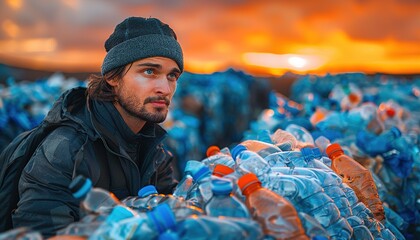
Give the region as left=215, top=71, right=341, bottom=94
left=0, top=0, right=419, bottom=76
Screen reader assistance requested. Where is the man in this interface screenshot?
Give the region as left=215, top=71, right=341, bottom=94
left=12, top=16, right=182, bottom=237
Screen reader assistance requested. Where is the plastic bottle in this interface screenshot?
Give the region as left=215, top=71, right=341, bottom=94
left=91, top=203, right=176, bottom=240
left=231, top=144, right=272, bottom=181
left=270, top=128, right=298, bottom=151
left=122, top=185, right=163, bottom=212
left=356, top=126, right=402, bottom=156
left=297, top=212, right=330, bottom=239
left=204, top=178, right=250, bottom=219
left=264, top=171, right=353, bottom=240
left=326, top=143, right=385, bottom=222
left=173, top=160, right=204, bottom=198
left=201, top=145, right=235, bottom=171
left=69, top=175, right=120, bottom=216
left=186, top=165, right=213, bottom=208
left=236, top=139, right=282, bottom=158
left=285, top=124, right=315, bottom=148
left=238, top=173, right=309, bottom=240
left=346, top=215, right=374, bottom=240
left=175, top=215, right=263, bottom=240
left=212, top=164, right=245, bottom=203
left=0, top=227, right=43, bottom=240
left=328, top=82, right=362, bottom=111
left=377, top=100, right=406, bottom=131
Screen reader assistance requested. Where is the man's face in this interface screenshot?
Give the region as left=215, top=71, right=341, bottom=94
left=114, top=57, right=181, bottom=123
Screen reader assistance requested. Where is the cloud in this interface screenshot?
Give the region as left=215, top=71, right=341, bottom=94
left=0, top=0, right=419, bottom=74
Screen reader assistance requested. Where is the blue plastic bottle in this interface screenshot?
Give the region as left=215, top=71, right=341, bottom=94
left=173, top=160, right=204, bottom=198
left=205, top=178, right=250, bottom=218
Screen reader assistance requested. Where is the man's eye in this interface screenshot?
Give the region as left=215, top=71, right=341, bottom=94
left=168, top=73, right=179, bottom=81
left=144, top=69, right=154, bottom=75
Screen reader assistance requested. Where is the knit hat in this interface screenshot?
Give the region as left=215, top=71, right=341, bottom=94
left=101, top=16, right=183, bottom=75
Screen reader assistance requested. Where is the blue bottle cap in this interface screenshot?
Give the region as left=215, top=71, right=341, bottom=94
left=69, top=175, right=92, bottom=199
left=300, top=147, right=313, bottom=162
left=312, top=147, right=322, bottom=158
left=148, top=203, right=176, bottom=233
left=106, top=205, right=135, bottom=223
left=211, top=178, right=233, bottom=195
left=192, top=166, right=211, bottom=182
left=231, top=144, right=247, bottom=160
left=138, top=185, right=158, bottom=197
left=390, top=126, right=401, bottom=138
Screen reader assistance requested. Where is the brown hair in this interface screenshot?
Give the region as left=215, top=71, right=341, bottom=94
left=87, top=63, right=133, bottom=101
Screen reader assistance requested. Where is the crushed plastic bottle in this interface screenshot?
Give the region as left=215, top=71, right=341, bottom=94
left=201, top=145, right=235, bottom=170
left=238, top=173, right=309, bottom=240
left=326, top=143, right=386, bottom=222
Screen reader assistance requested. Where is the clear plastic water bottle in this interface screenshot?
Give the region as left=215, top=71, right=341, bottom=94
left=175, top=215, right=263, bottom=240
left=346, top=215, right=374, bottom=240
left=69, top=175, right=120, bottom=216
left=122, top=185, right=163, bottom=212
left=326, top=143, right=385, bottom=222
left=212, top=164, right=245, bottom=203
left=285, top=123, right=315, bottom=148
left=270, top=128, right=298, bottom=151
left=91, top=203, right=176, bottom=240
left=236, top=139, right=282, bottom=158
left=238, top=173, right=309, bottom=240
left=262, top=171, right=353, bottom=240
left=173, top=160, right=204, bottom=198
left=231, top=144, right=272, bottom=181
left=186, top=165, right=213, bottom=208
left=202, top=145, right=235, bottom=171
left=297, top=212, right=330, bottom=239
left=205, top=178, right=250, bottom=218
left=0, top=227, right=43, bottom=240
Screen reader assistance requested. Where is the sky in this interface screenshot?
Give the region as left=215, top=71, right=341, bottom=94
left=0, top=0, right=419, bottom=76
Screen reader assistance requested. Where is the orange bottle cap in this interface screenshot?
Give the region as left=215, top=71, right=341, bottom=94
left=238, top=173, right=261, bottom=192
left=212, top=164, right=234, bottom=177
left=206, top=145, right=221, bottom=157
left=348, top=93, right=359, bottom=103
left=386, top=108, right=396, bottom=118
left=325, top=143, right=343, bottom=157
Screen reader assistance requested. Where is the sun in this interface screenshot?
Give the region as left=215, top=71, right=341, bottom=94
left=288, top=56, right=307, bottom=69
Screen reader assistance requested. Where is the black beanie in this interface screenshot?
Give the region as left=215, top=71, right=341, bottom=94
left=101, top=17, right=183, bottom=75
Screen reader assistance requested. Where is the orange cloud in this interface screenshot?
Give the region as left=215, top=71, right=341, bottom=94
left=0, top=0, right=419, bottom=75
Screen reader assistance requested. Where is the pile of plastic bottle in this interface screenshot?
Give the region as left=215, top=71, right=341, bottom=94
left=0, top=73, right=86, bottom=152
left=0, top=71, right=419, bottom=239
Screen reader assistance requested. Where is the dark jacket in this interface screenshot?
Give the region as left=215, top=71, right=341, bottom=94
left=12, top=87, right=178, bottom=237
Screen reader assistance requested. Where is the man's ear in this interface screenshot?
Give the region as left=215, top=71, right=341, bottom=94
left=106, top=78, right=119, bottom=87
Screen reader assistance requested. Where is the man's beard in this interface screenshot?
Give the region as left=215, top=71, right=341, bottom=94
left=117, top=93, right=169, bottom=123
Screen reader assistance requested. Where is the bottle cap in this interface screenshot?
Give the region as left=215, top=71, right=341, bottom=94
left=312, top=147, right=322, bottom=158
left=211, top=178, right=233, bottom=195
left=238, top=173, right=261, bottom=193
left=106, top=205, right=135, bottom=223
left=212, top=164, right=234, bottom=177
left=325, top=143, right=343, bottom=158
left=69, top=175, right=92, bottom=199
left=231, top=144, right=247, bottom=160
left=300, top=147, right=313, bottom=162
left=192, top=166, right=210, bottom=181
left=386, top=108, right=396, bottom=118
left=390, top=126, right=401, bottom=138
left=138, top=185, right=158, bottom=197
left=148, top=203, right=176, bottom=233
left=206, top=145, right=221, bottom=157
